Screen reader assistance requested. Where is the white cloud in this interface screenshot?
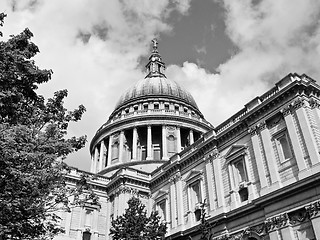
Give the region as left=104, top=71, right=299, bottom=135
left=0, top=0, right=191, bottom=170
left=169, top=0, right=320, bottom=127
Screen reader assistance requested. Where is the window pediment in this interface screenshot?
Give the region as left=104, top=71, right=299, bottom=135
left=154, top=189, right=168, bottom=201
left=184, top=169, right=203, bottom=183
left=225, top=144, right=247, bottom=163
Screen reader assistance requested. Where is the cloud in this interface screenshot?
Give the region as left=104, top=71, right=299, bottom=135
left=0, top=0, right=192, bottom=170
left=168, top=0, right=320, bottom=127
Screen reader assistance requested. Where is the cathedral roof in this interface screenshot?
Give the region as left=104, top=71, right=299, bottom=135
left=114, top=39, right=199, bottom=111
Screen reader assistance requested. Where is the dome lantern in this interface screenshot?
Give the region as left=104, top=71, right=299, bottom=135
left=145, top=39, right=166, bottom=78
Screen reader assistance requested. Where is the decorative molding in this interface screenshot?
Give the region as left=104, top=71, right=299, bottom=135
left=288, top=208, right=308, bottom=224
left=265, top=213, right=289, bottom=231
left=291, top=98, right=305, bottom=110
left=257, top=121, right=267, bottom=131
left=306, top=200, right=320, bottom=219
left=248, top=126, right=258, bottom=136
left=309, top=99, right=320, bottom=109
left=281, top=106, right=291, bottom=117
left=169, top=171, right=182, bottom=183
left=184, top=169, right=203, bottom=183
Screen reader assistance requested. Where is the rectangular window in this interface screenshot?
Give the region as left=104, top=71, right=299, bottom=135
left=275, top=132, right=292, bottom=163
left=157, top=200, right=166, bottom=221
left=190, top=181, right=202, bottom=206
left=233, top=160, right=248, bottom=185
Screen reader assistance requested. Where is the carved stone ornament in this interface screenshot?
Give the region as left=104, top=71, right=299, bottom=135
left=265, top=213, right=289, bottom=231
left=306, top=200, right=320, bottom=219
left=169, top=171, right=182, bottom=183
left=248, top=126, right=258, bottom=136
left=280, top=106, right=291, bottom=117
left=291, top=98, right=305, bottom=110
left=114, top=185, right=138, bottom=196
left=309, top=99, right=320, bottom=109
left=288, top=208, right=308, bottom=224
left=257, top=121, right=267, bottom=131
left=166, top=126, right=176, bottom=131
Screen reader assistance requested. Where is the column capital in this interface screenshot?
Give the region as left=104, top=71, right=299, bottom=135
left=291, top=98, right=307, bottom=110
left=257, top=121, right=267, bottom=131
left=306, top=200, right=320, bottom=219
left=280, top=106, right=291, bottom=117
left=265, top=212, right=289, bottom=231
left=248, top=126, right=258, bottom=136
left=309, top=98, right=320, bottom=109
left=169, top=171, right=181, bottom=183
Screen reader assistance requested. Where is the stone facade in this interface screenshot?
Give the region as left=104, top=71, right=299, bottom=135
left=55, top=41, right=320, bottom=240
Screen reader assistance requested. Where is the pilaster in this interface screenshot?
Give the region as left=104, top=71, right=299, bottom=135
left=306, top=200, right=320, bottom=239
left=281, top=106, right=307, bottom=178
left=169, top=176, right=177, bottom=229
left=205, top=157, right=215, bottom=212
left=259, top=121, right=281, bottom=189
left=212, top=155, right=225, bottom=212
left=249, top=127, right=268, bottom=193
left=294, top=98, right=320, bottom=166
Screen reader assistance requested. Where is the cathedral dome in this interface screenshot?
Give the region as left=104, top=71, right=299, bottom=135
left=115, top=76, right=199, bottom=110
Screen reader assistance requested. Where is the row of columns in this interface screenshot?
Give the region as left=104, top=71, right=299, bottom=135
left=91, top=126, right=196, bottom=173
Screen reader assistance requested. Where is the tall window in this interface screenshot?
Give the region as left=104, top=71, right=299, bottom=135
left=190, top=181, right=202, bottom=206
left=157, top=200, right=166, bottom=221
left=234, top=160, right=247, bottom=185
left=225, top=145, right=250, bottom=203
left=275, top=131, right=292, bottom=163
left=84, top=209, right=93, bottom=228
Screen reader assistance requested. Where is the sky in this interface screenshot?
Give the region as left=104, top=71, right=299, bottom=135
left=1, top=0, right=320, bottom=171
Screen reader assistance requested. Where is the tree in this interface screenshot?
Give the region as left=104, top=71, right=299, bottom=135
left=0, top=14, right=95, bottom=239
left=110, top=197, right=167, bottom=240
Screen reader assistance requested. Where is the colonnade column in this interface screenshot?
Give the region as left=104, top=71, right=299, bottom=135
left=90, top=155, right=94, bottom=173
left=132, top=127, right=138, bottom=160
left=93, top=147, right=99, bottom=174
left=98, top=140, right=105, bottom=172
left=162, top=125, right=168, bottom=160
left=189, top=129, right=194, bottom=145
left=147, top=126, right=152, bottom=160
left=107, top=135, right=113, bottom=167
left=176, top=126, right=181, bottom=153
left=119, top=131, right=124, bottom=163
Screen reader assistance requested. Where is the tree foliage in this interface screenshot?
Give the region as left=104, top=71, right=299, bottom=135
left=110, top=197, right=167, bottom=240
left=0, top=14, right=94, bottom=239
